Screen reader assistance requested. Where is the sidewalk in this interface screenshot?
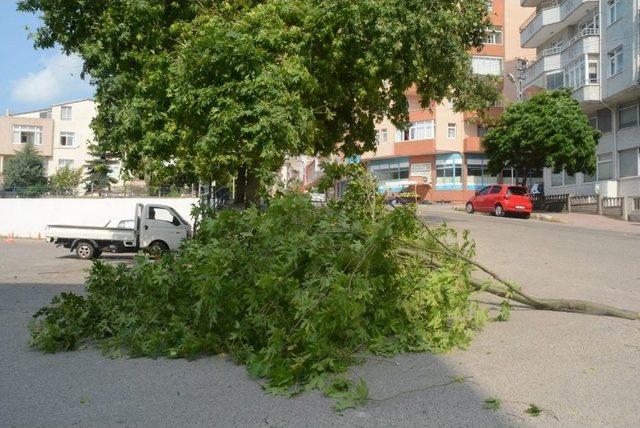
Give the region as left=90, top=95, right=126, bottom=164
left=429, top=202, right=640, bottom=235
left=537, top=210, right=640, bottom=234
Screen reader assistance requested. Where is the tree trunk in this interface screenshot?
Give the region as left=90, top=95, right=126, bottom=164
left=234, top=167, right=247, bottom=205
left=245, top=168, right=260, bottom=207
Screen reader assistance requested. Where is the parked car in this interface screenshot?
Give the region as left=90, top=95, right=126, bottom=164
left=527, top=183, right=544, bottom=195
left=45, top=203, right=192, bottom=259
left=466, top=185, right=532, bottom=218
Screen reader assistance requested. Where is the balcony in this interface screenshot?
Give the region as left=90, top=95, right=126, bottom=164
left=463, top=107, right=504, bottom=122
left=393, top=139, right=436, bottom=157
left=520, top=0, right=598, bottom=48
left=572, top=83, right=600, bottom=105
left=464, top=137, right=483, bottom=153
left=523, top=28, right=599, bottom=91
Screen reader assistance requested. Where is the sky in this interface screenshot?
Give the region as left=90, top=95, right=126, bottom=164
left=0, top=0, right=94, bottom=114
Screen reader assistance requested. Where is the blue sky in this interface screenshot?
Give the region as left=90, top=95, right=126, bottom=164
left=0, top=1, right=94, bottom=114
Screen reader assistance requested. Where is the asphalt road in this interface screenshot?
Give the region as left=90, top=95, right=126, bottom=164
left=1, top=210, right=639, bottom=427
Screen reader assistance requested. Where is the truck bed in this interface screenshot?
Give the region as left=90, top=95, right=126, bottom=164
left=46, top=225, right=136, bottom=242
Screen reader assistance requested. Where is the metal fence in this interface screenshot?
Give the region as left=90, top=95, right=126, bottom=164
left=531, top=194, right=568, bottom=212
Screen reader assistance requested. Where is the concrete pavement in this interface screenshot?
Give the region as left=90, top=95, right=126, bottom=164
left=1, top=210, right=640, bottom=426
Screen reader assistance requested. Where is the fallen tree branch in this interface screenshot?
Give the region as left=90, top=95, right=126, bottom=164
left=393, top=209, right=640, bottom=321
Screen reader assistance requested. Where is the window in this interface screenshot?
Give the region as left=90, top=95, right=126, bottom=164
left=148, top=207, right=182, bottom=226
left=551, top=170, right=576, bottom=187
left=58, top=159, right=74, bottom=169
left=12, top=125, right=43, bottom=145
left=478, top=186, right=491, bottom=196
left=608, top=46, right=623, bottom=76
left=588, top=116, right=598, bottom=129
left=471, top=56, right=502, bottom=76
left=447, top=123, right=457, bottom=139
left=466, top=155, right=498, bottom=190
left=39, top=110, right=51, bottom=119
left=588, top=55, right=599, bottom=84
left=436, top=154, right=463, bottom=190
left=375, top=129, right=388, bottom=145
left=596, top=108, right=613, bottom=133
left=619, top=149, right=639, bottom=178
left=489, top=185, right=502, bottom=194
left=59, top=132, right=76, bottom=147
left=618, top=103, right=638, bottom=129
left=396, top=120, right=435, bottom=142
left=597, top=153, right=613, bottom=180
left=60, top=105, right=72, bottom=120
left=368, top=158, right=410, bottom=182
left=477, top=125, right=491, bottom=137
left=483, top=28, right=503, bottom=45
left=608, top=0, right=620, bottom=25
left=546, top=72, right=564, bottom=90
left=564, top=56, right=586, bottom=89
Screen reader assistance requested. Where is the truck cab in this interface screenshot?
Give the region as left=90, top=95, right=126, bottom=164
left=136, top=204, right=191, bottom=251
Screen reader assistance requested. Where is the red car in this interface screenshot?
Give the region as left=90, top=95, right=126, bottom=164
left=466, top=185, right=532, bottom=218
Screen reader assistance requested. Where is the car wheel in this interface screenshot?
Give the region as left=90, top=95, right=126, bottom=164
left=76, top=242, right=95, bottom=260
left=93, top=250, right=103, bottom=258
left=466, top=202, right=475, bottom=214
left=494, top=204, right=505, bottom=217
left=522, top=213, right=531, bottom=220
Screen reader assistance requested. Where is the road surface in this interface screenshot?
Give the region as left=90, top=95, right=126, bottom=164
left=1, top=209, right=639, bottom=427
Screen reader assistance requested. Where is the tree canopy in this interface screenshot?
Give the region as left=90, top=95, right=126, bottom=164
left=3, top=142, right=47, bottom=196
left=19, top=0, right=500, bottom=201
left=482, top=89, right=600, bottom=186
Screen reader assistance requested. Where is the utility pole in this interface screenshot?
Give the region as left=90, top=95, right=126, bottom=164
left=515, top=58, right=528, bottom=102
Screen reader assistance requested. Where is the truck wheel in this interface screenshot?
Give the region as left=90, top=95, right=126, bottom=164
left=148, top=241, right=169, bottom=256
left=76, top=242, right=95, bottom=260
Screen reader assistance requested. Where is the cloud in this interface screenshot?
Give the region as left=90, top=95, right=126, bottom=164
left=10, top=53, right=93, bottom=105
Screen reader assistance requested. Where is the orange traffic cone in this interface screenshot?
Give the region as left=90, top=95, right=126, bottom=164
left=4, top=233, right=15, bottom=244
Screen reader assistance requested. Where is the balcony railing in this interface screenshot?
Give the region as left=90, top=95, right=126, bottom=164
left=525, top=27, right=600, bottom=83
left=520, top=0, right=561, bottom=32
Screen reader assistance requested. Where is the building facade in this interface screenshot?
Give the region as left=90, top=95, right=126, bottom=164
left=0, top=99, right=122, bottom=188
left=358, top=1, right=536, bottom=203
left=521, top=0, right=640, bottom=198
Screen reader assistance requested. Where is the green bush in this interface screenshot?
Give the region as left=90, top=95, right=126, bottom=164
left=30, top=168, right=486, bottom=396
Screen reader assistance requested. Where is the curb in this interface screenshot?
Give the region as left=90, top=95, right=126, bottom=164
left=450, top=206, right=565, bottom=223
left=532, top=213, right=565, bottom=223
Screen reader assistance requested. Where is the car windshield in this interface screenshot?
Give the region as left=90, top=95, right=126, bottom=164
left=508, top=187, right=527, bottom=196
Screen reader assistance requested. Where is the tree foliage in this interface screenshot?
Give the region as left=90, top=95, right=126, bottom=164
left=49, top=166, right=84, bottom=194
left=482, top=89, right=600, bottom=185
left=30, top=166, right=487, bottom=398
left=19, top=0, right=500, bottom=199
left=3, top=142, right=47, bottom=196
left=84, top=143, right=118, bottom=193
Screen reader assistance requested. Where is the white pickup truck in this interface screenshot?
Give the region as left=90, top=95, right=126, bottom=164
left=45, top=203, right=192, bottom=259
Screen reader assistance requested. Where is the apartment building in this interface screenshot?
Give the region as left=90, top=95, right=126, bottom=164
left=0, top=99, right=121, bottom=187
left=355, top=1, right=536, bottom=203
left=521, top=0, right=640, bottom=197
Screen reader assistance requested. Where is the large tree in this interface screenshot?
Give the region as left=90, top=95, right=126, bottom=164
left=19, top=0, right=500, bottom=203
left=483, top=89, right=600, bottom=186
left=3, top=142, right=47, bottom=197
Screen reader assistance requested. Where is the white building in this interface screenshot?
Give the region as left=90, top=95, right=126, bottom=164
left=521, top=0, right=640, bottom=197
left=0, top=99, right=122, bottom=188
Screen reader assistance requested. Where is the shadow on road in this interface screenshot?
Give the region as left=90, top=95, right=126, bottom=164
left=0, top=282, right=516, bottom=427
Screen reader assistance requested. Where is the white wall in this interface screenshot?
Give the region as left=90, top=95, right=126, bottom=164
left=0, top=198, right=199, bottom=238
